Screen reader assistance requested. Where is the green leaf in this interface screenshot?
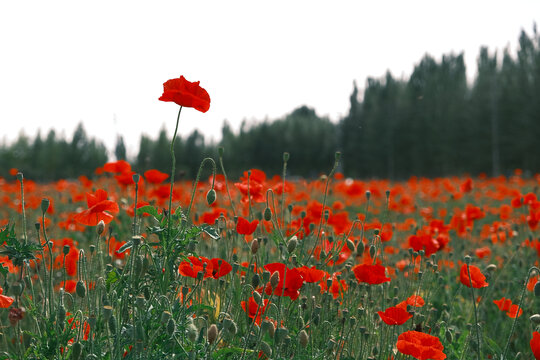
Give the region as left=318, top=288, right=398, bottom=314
left=201, top=224, right=220, bottom=240
left=117, top=241, right=133, bottom=254
left=137, top=205, right=159, bottom=218
left=106, top=269, right=119, bottom=286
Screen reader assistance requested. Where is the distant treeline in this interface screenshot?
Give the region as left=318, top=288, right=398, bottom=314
left=1, top=28, right=539, bottom=181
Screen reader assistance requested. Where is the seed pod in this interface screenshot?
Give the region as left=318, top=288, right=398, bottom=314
left=103, top=305, right=113, bottom=321
left=207, top=324, right=218, bottom=345
left=299, top=329, right=309, bottom=348
left=206, top=189, right=216, bottom=206
left=76, top=280, right=86, bottom=298
left=63, top=245, right=71, bottom=256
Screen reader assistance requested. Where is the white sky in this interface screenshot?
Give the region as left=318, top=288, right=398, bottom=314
left=1, top=1, right=538, bottom=158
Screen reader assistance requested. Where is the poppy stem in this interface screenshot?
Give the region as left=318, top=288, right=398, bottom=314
left=167, top=106, right=182, bottom=245
left=466, top=264, right=481, bottom=360
left=186, top=157, right=216, bottom=222
left=502, top=266, right=539, bottom=359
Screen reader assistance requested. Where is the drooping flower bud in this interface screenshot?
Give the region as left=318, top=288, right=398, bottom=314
left=263, top=207, right=272, bottom=221
left=76, top=280, right=86, bottom=298
left=206, top=189, right=216, bottom=206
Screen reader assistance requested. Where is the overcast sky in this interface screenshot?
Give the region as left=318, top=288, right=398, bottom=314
left=1, top=1, right=538, bottom=157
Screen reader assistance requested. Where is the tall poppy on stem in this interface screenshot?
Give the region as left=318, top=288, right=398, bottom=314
left=159, top=75, right=210, bottom=243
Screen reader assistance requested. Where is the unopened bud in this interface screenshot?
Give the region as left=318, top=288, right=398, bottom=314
left=264, top=207, right=272, bottom=221
left=96, top=220, right=105, bottom=236
left=41, top=198, right=50, bottom=213
left=270, top=271, right=280, bottom=289
left=299, top=329, right=309, bottom=347
left=534, top=282, right=540, bottom=297
left=283, top=152, right=290, bottom=162
left=187, top=323, right=198, bottom=342
left=76, top=280, right=86, bottom=298
left=251, top=239, right=259, bottom=254
left=530, top=314, right=540, bottom=325
left=207, top=324, right=218, bottom=344
left=206, top=189, right=216, bottom=206
left=167, top=318, right=176, bottom=336
left=287, top=236, right=298, bottom=253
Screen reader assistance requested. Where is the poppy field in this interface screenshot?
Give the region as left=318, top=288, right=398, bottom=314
left=1, top=77, right=540, bottom=360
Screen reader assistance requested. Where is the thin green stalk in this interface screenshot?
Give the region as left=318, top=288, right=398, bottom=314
left=502, top=266, right=539, bottom=359
left=186, top=157, right=216, bottom=222
left=218, top=148, right=237, bottom=217
left=466, top=264, right=481, bottom=360
left=167, top=105, right=183, bottom=244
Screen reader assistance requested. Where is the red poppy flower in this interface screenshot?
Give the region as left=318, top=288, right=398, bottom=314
left=178, top=256, right=232, bottom=280
left=263, top=263, right=304, bottom=300
left=397, top=330, right=446, bottom=360
left=241, top=295, right=269, bottom=325
left=297, top=266, right=325, bottom=283
left=73, top=189, right=119, bottom=226
left=531, top=331, right=540, bottom=359
left=144, top=169, right=169, bottom=184
left=159, top=76, right=211, bottom=113
left=0, top=285, right=14, bottom=308
left=493, top=297, right=522, bottom=318
left=459, top=264, right=488, bottom=288
left=351, top=264, right=390, bottom=285
left=103, top=160, right=132, bottom=174
left=396, top=295, right=425, bottom=311
left=378, top=306, right=413, bottom=325
left=236, top=217, right=259, bottom=236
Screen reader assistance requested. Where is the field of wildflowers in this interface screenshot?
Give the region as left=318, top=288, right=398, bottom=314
left=1, top=76, right=540, bottom=359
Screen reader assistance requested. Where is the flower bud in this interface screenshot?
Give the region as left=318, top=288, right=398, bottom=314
left=535, top=282, right=540, bottom=297
left=299, top=329, right=309, bottom=348
left=76, top=280, right=86, bottom=298
left=96, top=220, right=105, bottom=236
left=218, top=147, right=224, bottom=157
left=167, top=318, right=176, bottom=336
left=251, top=239, right=259, bottom=254
left=530, top=314, right=540, bottom=325
left=41, top=198, right=50, bottom=214
left=103, top=305, right=113, bottom=321
left=207, top=324, right=218, bottom=345
left=263, top=207, right=272, bottom=221
left=187, top=323, right=198, bottom=342
left=251, top=274, right=261, bottom=289
left=132, top=173, right=140, bottom=184
left=253, top=291, right=263, bottom=305
left=287, top=236, right=297, bottom=253
left=270, top=271, right=280, bottom=289
left=206, top=189, right=216, bottom=206
left=346, top=239, right=355, bottom=251
left=283, top=152, right=290, bottom=162
left=63, top=245, right=70, bottom=256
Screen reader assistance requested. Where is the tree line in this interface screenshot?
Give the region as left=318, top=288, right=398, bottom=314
left=1, top=27, right=539, bottom=181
